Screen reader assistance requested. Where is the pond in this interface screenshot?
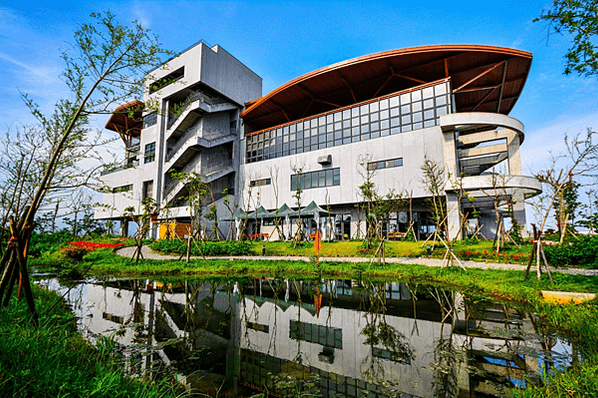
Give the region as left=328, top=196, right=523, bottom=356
left=38, top=276, right=576, bottom=398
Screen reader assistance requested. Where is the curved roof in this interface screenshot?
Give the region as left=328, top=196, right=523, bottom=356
left=240, top=45, right=532, bottom=132
left=105, top=100, right=144, bottom=138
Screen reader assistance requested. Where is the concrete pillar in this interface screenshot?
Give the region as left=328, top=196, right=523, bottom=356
left=120, top=218, right=129, bottom=237
left=446, top=192, right=461, bottom=241
left=507, top=132, right=522, bottom=175
left=480, top=212, right=498, bottom=240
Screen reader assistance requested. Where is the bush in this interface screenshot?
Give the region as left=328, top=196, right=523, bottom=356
left=61, top=247, right=88, bottom=262
left=150, top=239, right=252, bottom=256
left=544, top=235, right=598, bottom=268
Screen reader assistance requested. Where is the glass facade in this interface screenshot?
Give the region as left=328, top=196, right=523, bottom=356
left=245, top=80, right=452, bottom=164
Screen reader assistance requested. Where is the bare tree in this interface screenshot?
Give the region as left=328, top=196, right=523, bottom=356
left=526, top=129, right=598, bottom=279
left=0, top=11, right=170, bottom=323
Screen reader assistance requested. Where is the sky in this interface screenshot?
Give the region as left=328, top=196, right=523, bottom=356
left=1, top=0, right=597, bottom=221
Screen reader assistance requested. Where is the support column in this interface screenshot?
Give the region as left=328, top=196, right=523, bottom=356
left=120, top=218, right=129, bottom=237
left=446, top=192, right=461, bottom=241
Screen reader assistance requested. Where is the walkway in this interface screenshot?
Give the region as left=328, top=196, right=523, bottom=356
left=115, top=246, right=598, bottom=276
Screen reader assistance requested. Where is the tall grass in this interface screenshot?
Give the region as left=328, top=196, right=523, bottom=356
left=0, top=286, right=184, bottom=397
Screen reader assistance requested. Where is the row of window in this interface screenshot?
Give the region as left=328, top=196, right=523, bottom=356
left=289, top=320, right=343, bottom=349
left=246, top=81, right=452, bottom=164
left=367, top=157, right=403, bottom=171
left=290, top=168, right=340, bottom=191
left=249, top=177, right=271, bottom=187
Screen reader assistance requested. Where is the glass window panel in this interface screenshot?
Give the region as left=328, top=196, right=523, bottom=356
left=335, top=122, right=342, bottom=130
left=412, top=101, right=422, bottom=112
left=424, top=109, right=435, bottom=120
left=333, top=169, right=340, bottom=185
left=343, top=109, right=350, bottom=119
left=371, top=112, right=379, bottom=122
left=352, top=135, right=360, bottom=142
left=290, top=141, right=296, bottom=149
left=435, top=83, right=447, bottom=95
left=290, top=124, right=296, bottom=133
left=413, top=122, right=423, bottom=130
left=304, top=173, right=312, bottom=189
left=391, top=117, right=400, bottom=127
left=326, top=169, right=333, bottom=186
left=343, top=137, right=351, bottom=145
left=436, top=95, right=447, bottom=106
left=412, top=90, right=421, bottom=101
left=343, top=120, right=351, bottom=129
left=290, top=148, right=296, bottom=155
left=304, top=138, right=310, bottom=147
left=379, top=98, right=389, bottom=110
left=400, top=92, right=410, bottom=104
left=361, top=115, right=369, bottom=125
left=334, top=112, right=342, bottom=122
left=396, top=158, right=403, bottom=167
left=351, top=108, right=359, bottom=117
left=311, top=144, right=318, bottom=151
left=297, top=131, right=303, bottom=140
left=311, top=136, right=318, bottom=145
left=297, top=147, right=303, bottom=154
left=343, top=129, right=351, bottom=138
left=413, top=112, right=423, bottom=122
left=334, top=131, right=342, bottom=140
left=390, top=107, right=399, bottom=117
left=377, top=161, right=385, bottom=169
left=424, top=120, right=436, bottom=128
left=319, top=171, right=326, bottom=187
left=380, top=109, right=389, bottom=119
left=326, top=124, right=334, bottom=132
left=402, top=124, right=412, bottom=132
left=401, top=104, right=410, bottom=114
left=319, top=126, right=326, bottom=134
left=370, top=101, right=379, bottom=112
left=361, top=124, right=369, bottom=133
left=327, top=133, right=333, bottom=142
left=283, top=126, right=289, bottom=134
left=386, top=160, right=394, bottom=168
left=319, top=116, right=325, bottom=125
left=371, top=130, right=380, bottom=138
left=335, top=139, right=342, bottom=146
left=391, top=96, right=400, bottom=107
left=423, top=86, right=434, bottom=99
left=319, top=142, right=326, bottom=149
left=291, top=176, right=297, bottom=190
left=381, top=129, right=390, bottom=136
left=424, top=98, right=434, bottom=109
left=437, top=106, right=448, bottom=116
left=327, top=114, right=333, bottom=124
left=401, top=114, right=411, bottom=124
left=361, top=132, right=370, bottom=140
left=381, top=119, right=389, bottom=129
left=371, top=121, right=379, bottom=131
left=352, top=126, right=360, bottom=136
left=352, top=117, right=359, bottom=126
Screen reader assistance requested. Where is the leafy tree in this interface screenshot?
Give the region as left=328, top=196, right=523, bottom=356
left=536, top=0, right=598, bottom=77
left=0, top=11, right=170, bottom=323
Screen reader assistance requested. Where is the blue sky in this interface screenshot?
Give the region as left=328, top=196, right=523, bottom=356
left=1, top=0, right=597, bottom=177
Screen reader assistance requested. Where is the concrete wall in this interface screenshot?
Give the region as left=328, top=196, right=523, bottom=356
left=240, top=125, right=444, bottom=211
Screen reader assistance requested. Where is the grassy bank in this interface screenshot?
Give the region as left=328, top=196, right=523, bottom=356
left=0, top=285, right=183, bottom=397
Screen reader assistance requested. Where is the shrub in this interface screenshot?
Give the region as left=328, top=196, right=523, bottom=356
left=61, top=247, right=88, bottom=262
left=544, top=235, right=598, bottom=268
left=150, top=239, right=252, bottom=256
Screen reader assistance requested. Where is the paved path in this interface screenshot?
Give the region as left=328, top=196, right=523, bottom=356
left=115, top=246, right=598, bottom=276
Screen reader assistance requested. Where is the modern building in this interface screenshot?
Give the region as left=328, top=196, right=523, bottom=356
left=97, top=43, right=541, bottom=240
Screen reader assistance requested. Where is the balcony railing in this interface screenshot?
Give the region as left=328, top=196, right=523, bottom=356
left=167, top=90, right=229, bottom=130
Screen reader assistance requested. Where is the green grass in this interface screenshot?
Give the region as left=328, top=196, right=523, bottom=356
left=0, top=286, right=184, bottom=397
left=250, top=240, right=425, bottom=257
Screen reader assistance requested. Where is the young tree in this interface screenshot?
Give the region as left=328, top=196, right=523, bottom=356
left=0, top=11, right=170, bottom=322
left=535, top=0, right=598, bottom=77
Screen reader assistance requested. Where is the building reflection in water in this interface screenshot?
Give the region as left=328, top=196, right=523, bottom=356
left=41, top=277, right=573, bottom=398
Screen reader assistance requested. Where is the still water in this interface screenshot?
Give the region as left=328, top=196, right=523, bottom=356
left=39, top=276, right=575, bottom=397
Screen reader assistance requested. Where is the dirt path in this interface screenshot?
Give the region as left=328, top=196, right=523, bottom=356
left=115, top=246, right=598, bottom=276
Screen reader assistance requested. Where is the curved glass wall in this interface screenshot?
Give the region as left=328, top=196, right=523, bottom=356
left=245, top=80, right=452, bottom=164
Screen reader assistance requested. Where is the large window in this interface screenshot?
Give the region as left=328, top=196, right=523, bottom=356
left=246, top=80, right=452, bottom=164
left=289, top=320, right=342, bottom=349
left=291, top=168, right=340, bottom=191
left=144, top=142, right=156, bottom=163
left=367, top=157, right=403, bottom=171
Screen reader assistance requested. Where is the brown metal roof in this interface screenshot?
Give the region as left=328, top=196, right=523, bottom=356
left=105, top=100, right=145, bottom=140
left=240, top=45, right=532, bottom=132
